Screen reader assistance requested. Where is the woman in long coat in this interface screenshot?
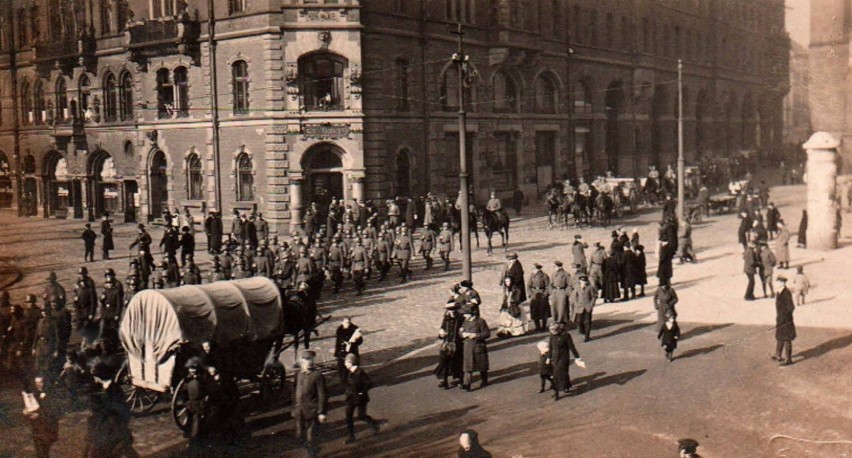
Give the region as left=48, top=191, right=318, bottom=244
left=100, top=215, right=114, bottom=260
left=461, top=305, right=490, bottom=390
left=548, top=324, right=580, bottom=400
left=601, top=250, right=621, bottom=303
left=775, top=221, right=791, bottom=269
left=435, top=300, right=464, bottom=389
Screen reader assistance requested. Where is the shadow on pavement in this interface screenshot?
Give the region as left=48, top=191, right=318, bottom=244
left=573, top=369, right=647, bottom=394
left=677, top=344, right=724, bottom=360
left=681, top=323, right=735, bottom=341
left=594, top=322, right=653, bottom=340
left=796, top=333, right=852, bottom=361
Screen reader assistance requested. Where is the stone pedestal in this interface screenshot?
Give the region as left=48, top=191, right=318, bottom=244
left=803, top=132, right=840, bottom=250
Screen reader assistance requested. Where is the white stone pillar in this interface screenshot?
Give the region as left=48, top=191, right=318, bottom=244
left=803, top=132, right=840, bottom=250
left=289, top=177, right=304, bottom=232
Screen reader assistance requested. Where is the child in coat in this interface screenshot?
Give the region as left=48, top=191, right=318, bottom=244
left=657, top=312, right=681, bottom=362
left=536, top=340, right=553, bottom=393
left=792, top=266, right=811, bottom=305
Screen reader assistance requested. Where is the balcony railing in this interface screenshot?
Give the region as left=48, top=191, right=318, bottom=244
left=127, top=17, right=201, bottom=68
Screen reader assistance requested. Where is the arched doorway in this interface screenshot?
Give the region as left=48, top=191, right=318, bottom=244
left=604, top=81, right=624, bottom=175
left=43, top=151, right=67, bottom=218
left=149, top=150, right=168, bottom=219
left=89, top=150, right=120, bottom=219
left=22, top=155, right=38, bottom=216
left=395, top=150, right=412, bottom=197
left=303, top=144, right=345, bottom=218
left=0, top=152, right=12, bottom=208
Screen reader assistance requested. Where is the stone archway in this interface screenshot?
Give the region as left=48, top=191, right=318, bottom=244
left=42, top=151, right=66, bottom=218
left=88, top=150, right=119, bottom=219
left=302, top=143, right=345, bottom=217
left=149, top=149, right=169, bottom=219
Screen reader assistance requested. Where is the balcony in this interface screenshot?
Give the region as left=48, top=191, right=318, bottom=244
left=33, top=34, right=96, bottom=74
left=127, top=17, right=201, bottom=69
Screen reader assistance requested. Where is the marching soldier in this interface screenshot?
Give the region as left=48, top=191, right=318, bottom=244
left=208, top=261, right=226, bottom=283
left=395, top=227, right=413, bottom=284
left=98, top=276, right=123, bottom=340
left=180, top=226, right=195, bottom=267
left=570, top=276, right=598, bottom=342
left=81, top=223, right=97, bottom=263
left=374, top=230, right=392, bottom=281
left=231, top=259, right=250, bottom=280
left=350, top=239, right=368, bottom=295
left=328, top=239, right=345, bottom=293
left=182, top=258, right=202, bottom=285
left=220, top=250, right=234, bottom=279
left=438, top=222, right=454, bottom=271
left=419, top=225, right=437, bottom=271
left=254, top=246, right=272, bottom=278
left=295, top=247, right=314, bottom=287
left=526, top=263, right=551, bottom=332
left=362, top=229, right=376, bottom=279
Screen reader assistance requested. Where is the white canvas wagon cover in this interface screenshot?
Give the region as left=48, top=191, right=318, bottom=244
left=119, top=278, right=283, bottom=391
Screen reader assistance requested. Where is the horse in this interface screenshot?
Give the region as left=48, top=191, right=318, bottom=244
left=279, top=286, right=329, bottom=365
left=481, top=209, right=510, bottom=255
left=449, top=205, right=480, bottom=252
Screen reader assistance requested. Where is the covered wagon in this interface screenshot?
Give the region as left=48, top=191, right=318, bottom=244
left=118, top=277, right=288, bottom=430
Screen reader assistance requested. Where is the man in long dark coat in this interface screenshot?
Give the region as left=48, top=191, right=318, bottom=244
left=205, top=210, right=224, bottom=254
left=460, top=304, right=490, bottom=391
left=549, top=261, right=570, bottom=323
left=526, top=263, right=550, bottom=332
left=773, top=276, right=796, bottom=366
left=548, top=323, right=581, bottom=400
left=743, top=241, right=759, bottom=301
left=293, top=350, right=328, bottom=457
left=100, top=214, right=114, bottom=260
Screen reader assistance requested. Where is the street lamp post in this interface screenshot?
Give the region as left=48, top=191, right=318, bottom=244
left=677, top=59, right=685, bottom=222
left=452, top=24, right=472, bottom=282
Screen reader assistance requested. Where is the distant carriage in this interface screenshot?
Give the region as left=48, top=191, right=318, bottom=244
left=117, top=278, right=318, bottom=432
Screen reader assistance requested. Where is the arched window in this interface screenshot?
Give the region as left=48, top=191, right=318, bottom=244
left=187, top=154, right=203, bottom=200
left=103, top=73, right=117, bottom=122
left=23, top=155, right=36, bottom=174
left=492, top=71, right=518, bottom=113
left=534, top=74, right=557, bottom=114
left=124, top=140, right=134, bottom=157
left=55, top=79, right=68, bottom=122
left=79, top=75, right=91, bottom=119
left=173, top=67, right=189, bottom=117
left=236, top=154, right=254, bottom=201
left=20, top=80, right=32, bottom=125
left=573, top=80, right=592, bottom=114
left=299, top=53, right=347, bottom=111
left=231, top=60, right=249, bottom=114
left=33, top=81, right=45, bottom=125
left=156, top=68, right=173, bottom=119
left=119, top=72, right=134, bottom=120
left=394, top=58, right=410, bottom=112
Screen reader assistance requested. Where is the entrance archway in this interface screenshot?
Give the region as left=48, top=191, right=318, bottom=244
left=149, top=150, right=168, bottom=219
left=43, top=151, right=66, bottom=217
left=303, top=144, right=345, bottom=218
left=89, top=150, right=119, bottom=219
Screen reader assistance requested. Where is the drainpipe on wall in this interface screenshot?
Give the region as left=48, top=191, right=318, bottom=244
left=207, top=0, right=223, bottom=212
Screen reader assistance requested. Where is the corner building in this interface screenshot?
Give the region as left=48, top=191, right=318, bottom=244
left=0, top=0, right=788, bottom=234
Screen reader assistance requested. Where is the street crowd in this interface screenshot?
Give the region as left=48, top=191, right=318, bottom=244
left=0, top=160, right=820, bottom=458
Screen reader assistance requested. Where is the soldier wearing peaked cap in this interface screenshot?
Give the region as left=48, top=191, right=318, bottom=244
left=293, top=349, right=328, bottom=456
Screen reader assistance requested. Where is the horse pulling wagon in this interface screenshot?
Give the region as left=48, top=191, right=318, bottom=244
left=117, top=277, right=325, bottom=432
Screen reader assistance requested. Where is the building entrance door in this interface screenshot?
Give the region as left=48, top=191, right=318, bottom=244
left=149, top=150, right=168, bottom=219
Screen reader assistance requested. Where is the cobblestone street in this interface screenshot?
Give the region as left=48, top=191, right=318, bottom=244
left=1, top=183, right=851, bottom=457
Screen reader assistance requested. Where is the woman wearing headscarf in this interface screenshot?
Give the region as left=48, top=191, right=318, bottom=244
left=496, top=276, right=528, bottom=338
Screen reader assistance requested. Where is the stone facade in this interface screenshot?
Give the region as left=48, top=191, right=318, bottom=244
left=0, top=0, right=789, bottom=233
left=783, top=41, right=810, bottom=146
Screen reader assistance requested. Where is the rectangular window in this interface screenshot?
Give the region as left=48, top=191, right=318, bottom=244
left=493, top=131, right=518, bottom=190
left=394, top=60, right=410, bottom=112
left=174, top=67, right=189, bottom=117
left=232, top=61, right=250, bottom=114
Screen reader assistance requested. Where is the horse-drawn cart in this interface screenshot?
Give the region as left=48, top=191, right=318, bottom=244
left=118, top=278, right=292, bottom=432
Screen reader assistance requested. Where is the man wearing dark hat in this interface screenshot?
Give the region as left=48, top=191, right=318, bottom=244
left=81, top=223, right=97, bottom=262
left=438, top=222, right=454, bottom=271
left=436, top=296, right=465, bottom=389
left=458, top=280, right=482, bottom=315
left=130, top=224, right=154, bottom=270
left=678, top=438, right=701, bottom=457
left=98, top=276, right=124, bottom=341
left=335, top=317, right=363, bottom=384
left=460, top=304, right=490, bottom=391
left=100, top=214, right=114, bottom=260
left=205, top=209, right=224, bottom=254
left=773, top=275, right=796, bottom=366
left=83, top=360, right=136, bottom=457
left=293, top=350, right=328, bottom=456
left=43, top=272, right=66, bottom=310
left=526, top=263, right=551, bottom=332
left=743, top=240, right=759, bottom=301
left=343, top=354, right=380, bottom=443
left=549, top=261, right=570, bottom=324
left=499, top=253, right=526, bottom=304
left=588, top=242, right=606, bottom=291
left=395, top=227, right=414, bottom=283
left=23, top=375, right=62, bottom=458
left=351, top=239, right=368, bottom=294
left=16, top=295, right=41, bottom=373
left=328, top=238, right=345, bottom=293
left=571, top=276, right=597, bottom=342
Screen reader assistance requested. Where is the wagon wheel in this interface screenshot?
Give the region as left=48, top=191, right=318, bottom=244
left=259, top=365, right=286, bottom=403
left=171, top=378, right=192, bottom=433
left=116, top=366, right=160, bottom=414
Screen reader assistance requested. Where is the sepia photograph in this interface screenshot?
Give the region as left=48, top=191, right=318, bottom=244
left=0, top=0, right=850, bottom=456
